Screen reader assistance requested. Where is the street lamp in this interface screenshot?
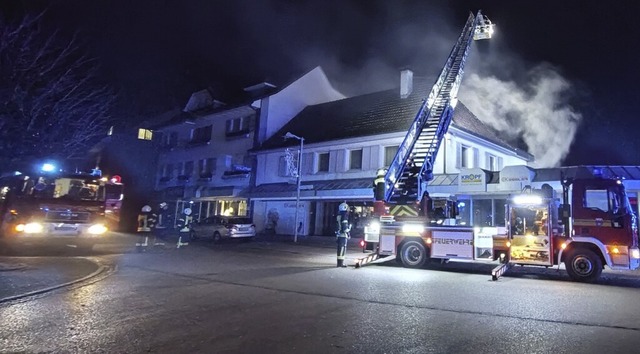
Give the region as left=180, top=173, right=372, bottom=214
left=284, top=132, right=304, bottom=243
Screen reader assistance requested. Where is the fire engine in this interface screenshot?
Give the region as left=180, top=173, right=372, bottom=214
left=359, top=12, right=640, bottom=282
left=0, top=164, right=120, bottom=250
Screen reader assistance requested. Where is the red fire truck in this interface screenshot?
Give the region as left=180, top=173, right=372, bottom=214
left=366, top=171, right=640, bottom=282
left=0, top=167, right=116, bottom=250
left=358, top=11, right=640, bottom=282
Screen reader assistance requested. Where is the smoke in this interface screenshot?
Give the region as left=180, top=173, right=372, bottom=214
left=460, top=64, right=582, bottom=167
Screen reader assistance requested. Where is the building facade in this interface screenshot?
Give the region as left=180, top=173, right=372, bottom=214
left=249, top=71, right=534, bottom=237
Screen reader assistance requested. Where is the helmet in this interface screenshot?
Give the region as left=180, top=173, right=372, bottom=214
left=141, top=205, right=152, bottom=213
left=338, top=202, right=349, bottom=212
left=159, top=202, right=168, bottom=209
left=183, top=208, right=192, bottom=215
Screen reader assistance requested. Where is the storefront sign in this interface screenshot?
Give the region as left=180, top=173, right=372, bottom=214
left=458, top=168, right=487, bottom=192
left=497, top=165, right=535, bottom=191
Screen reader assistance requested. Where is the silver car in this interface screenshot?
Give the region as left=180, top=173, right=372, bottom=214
left=190, top=216, right=256, bottom=243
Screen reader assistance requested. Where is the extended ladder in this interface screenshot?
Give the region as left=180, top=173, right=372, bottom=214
left=383, top=11, right=493, bottom=203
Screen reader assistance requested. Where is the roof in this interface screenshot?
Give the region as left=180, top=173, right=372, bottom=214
left=255, top=77, right=532, bottom=160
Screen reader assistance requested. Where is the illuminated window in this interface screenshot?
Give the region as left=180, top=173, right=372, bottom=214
left=350, top=149, right=363, bottom=170
left=138, top=128, right=153, bottom=140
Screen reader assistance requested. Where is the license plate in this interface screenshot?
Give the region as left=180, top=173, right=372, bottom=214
left=55, top=224, right=77, bottom=231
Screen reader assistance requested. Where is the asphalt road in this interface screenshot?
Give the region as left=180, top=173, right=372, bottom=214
left=1, top=233, right=640, bottom=353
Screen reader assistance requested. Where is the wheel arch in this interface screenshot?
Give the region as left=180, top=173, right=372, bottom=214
left=559, top=238, right=608, bottom=268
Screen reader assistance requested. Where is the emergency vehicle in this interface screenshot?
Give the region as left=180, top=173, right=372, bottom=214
left=0, top=165, right=117, bottom=249
left=359, top=12, right=640, bottom=282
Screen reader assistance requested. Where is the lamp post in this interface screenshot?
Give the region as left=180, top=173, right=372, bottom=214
left=284, top=132, right=304, bottom=243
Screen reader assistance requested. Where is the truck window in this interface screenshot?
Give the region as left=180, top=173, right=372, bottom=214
left=584, top=189, right=608, bottom=212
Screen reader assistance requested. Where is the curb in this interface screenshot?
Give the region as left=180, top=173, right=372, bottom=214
left=0, top=260, right=109, bottom=304
left=0, top=263, right=28, bottom=272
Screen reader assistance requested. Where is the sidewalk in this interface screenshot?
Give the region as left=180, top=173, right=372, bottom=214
left=0, top=256, right=102, bottom=303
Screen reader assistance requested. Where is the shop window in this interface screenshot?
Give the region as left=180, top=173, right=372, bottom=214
left=456, top=198, right=471, bottom=226
left=473, top=199, right=493, bottom=227
left=493, top=199, right=506, bottom=227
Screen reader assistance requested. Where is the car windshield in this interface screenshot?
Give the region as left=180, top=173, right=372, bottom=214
left=227, top=217, right=252, bottom=224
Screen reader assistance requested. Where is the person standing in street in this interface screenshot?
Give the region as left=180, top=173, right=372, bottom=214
left=136, top=204, right=157, bottom=251
left=336, top=202, right=351, bottom=268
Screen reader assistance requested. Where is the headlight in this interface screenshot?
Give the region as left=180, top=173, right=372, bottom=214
left=402, top=223, right=423, bottom=233
left=24, top=222, right=44, bottom=234
left=88, top=224, right=108, bottom=235
left=631, top=247, right=640, bottom=259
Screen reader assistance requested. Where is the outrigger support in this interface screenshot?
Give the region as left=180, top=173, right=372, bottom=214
left=354, top=253, right=395, bottom=268
left=491, top=262, right=514, bottom=281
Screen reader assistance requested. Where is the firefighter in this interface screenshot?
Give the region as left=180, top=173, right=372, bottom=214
left=373, top=169, right=386, bottom=201
left=177, top=207, right=193, bottom=235
left=136, top=204, right=157, bottom=251
left=156, top=202, right=169, bottom=229
left=335, top=202, right=351, bottom=268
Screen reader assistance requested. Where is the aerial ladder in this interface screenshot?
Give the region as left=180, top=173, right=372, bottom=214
left=374, top=11, right=494, bottom=217
left=359, top=11, right=494, bottom=268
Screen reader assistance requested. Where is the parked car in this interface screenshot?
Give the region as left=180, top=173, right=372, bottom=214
left=190, top=216, right=256, bottom=242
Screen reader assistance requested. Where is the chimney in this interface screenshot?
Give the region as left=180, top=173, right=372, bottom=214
left=400, top=69, right=413, bottom=99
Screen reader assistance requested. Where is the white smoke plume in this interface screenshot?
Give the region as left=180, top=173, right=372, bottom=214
left=460, top=65, right=582, bottom=167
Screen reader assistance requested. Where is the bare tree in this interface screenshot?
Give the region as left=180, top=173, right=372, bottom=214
left=0, top=11, right=115, bottom=173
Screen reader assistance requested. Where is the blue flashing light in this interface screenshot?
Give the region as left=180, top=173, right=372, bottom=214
left=42, top=163, right=56, bottom=172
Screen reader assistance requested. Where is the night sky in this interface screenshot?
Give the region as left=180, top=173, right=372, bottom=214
left=3, top=0, right=640, bottom=167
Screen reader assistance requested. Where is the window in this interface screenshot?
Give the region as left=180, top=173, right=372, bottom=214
left=165, top=163, right=174, bottom=177
left=198, top=159, right=206, bottom=175
left=585, top=189, right=609, bottom=212
left=226, top=115, right=253, bottom=137
left=318, top=153, right=329, bottom=172
left=473, top=199, right=493, bottom=227
left=190, top=125, right=212, bottom=144
left=138, top=128, right=153, bottom=140
left=493, top=199, right=506, bottom=227
left=487, top=153, right=501, bottom=171
left=349, top=149, right=363, bottom=170
left=384, top=146, right=398, bottom=166
left=184, top=161, right=194, bottom=176
left=461, top=145, right=472, bottom=168
left=457, top=144, right=478, bottom=169
left=206, top=158, right=216, bottom=175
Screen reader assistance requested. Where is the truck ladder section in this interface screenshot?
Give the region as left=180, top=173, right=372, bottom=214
left=384, top=11, right=489, bottom=203
left=491, top=262, right=514, bottom=281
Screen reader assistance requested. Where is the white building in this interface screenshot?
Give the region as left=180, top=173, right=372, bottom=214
left=249, top=70, right=534, bottom=236
left=151, top=67, right=344, bottom=221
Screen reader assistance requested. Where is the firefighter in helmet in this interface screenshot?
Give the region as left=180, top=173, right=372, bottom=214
left=335, top=202, right=352, bottom=268
left=373, top=169, right=386, bottom=201
left=136, top=204, right=158, bottom=251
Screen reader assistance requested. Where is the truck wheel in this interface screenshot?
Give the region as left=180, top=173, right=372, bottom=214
left=564, top=248, right=602, bottom=282
left=400, top=241, right=428, bottom=268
